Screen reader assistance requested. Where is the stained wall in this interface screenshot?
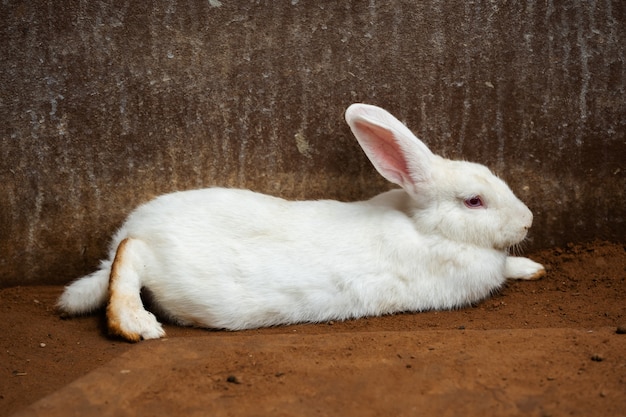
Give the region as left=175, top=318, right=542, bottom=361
left=1, top=1, right=624, bottom=286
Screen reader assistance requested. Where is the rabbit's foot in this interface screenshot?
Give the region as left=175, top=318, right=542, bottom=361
left=106, top=299, right=165, bottom=342
left=505, top=256, right=546, bottom=280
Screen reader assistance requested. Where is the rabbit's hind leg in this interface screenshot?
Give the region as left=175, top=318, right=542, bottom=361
left=106, top=238, right=165, bottom=342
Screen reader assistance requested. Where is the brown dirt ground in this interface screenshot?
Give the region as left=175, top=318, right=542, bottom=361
left=1, top=240, right=625, bottom=416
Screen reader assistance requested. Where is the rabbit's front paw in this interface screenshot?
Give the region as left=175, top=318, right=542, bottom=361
left=106, top=300, right=165, bottom=342
left=505, top=256, right=546, bottom=280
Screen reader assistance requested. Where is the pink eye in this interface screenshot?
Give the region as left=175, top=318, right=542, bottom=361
left=464, top=196, right=484, bottom=209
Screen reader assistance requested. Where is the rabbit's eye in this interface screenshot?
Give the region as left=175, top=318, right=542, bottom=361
left=464, top=196, right=484, bottom=209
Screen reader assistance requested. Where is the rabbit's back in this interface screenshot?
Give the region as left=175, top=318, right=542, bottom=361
left=115, top=188, right=406, bottom=328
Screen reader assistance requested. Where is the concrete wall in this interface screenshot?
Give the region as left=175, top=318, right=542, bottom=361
left=1, top=1, right=624, bottom=287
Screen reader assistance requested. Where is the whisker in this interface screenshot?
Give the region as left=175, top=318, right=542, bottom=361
left=507, top=242, right=526, bottom=257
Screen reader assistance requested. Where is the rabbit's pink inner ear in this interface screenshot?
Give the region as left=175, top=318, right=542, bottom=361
left=355, top=122, right=412, bottom=188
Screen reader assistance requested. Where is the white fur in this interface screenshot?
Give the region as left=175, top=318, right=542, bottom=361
left=58, top=103, right=545, bottom=340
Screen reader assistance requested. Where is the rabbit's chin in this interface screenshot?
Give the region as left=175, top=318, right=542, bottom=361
left=446, top=227, right=528, bottom=253
left=486, top=220, right=531, bottom=252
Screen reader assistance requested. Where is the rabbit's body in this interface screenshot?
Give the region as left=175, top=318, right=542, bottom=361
left=58, top=104, right=545, bottom=342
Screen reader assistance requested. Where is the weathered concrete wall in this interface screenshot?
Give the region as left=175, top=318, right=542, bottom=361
left=1, top=1, right=624, bottom=287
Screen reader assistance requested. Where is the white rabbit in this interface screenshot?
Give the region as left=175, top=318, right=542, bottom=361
left=58, top=103, right=545, bottom=342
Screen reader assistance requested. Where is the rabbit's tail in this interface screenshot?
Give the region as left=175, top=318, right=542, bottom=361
left=57, top=262, right=111, bottom=315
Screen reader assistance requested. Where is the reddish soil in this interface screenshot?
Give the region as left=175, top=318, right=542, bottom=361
left=1, top=240, right=625, bottom=416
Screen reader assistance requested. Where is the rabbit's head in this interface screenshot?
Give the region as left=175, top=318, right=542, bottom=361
left=345, top=103, right=533, bottom=251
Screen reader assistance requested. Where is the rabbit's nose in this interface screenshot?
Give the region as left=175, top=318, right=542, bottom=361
left=522, top=207, right=533, bottom=229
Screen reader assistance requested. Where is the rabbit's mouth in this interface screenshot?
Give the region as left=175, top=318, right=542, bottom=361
left=493, top=220, right=532, bottom=251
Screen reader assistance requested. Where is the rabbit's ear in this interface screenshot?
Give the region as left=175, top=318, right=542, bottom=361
left=345, top=104, right=435, bottom=192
